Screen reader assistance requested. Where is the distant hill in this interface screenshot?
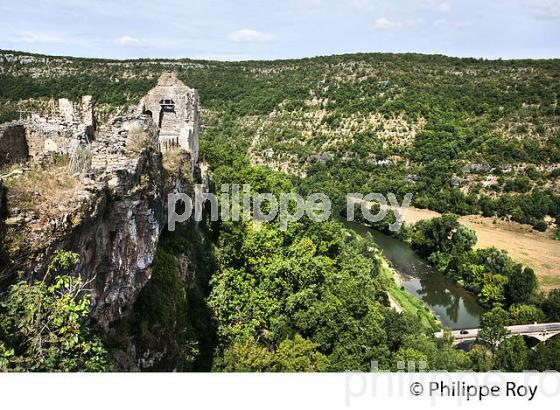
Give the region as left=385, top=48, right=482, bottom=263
left=1, top=50, right=559, bottom=228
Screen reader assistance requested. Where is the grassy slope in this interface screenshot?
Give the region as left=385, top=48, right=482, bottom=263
left=377, top=259, right=441, bottom=331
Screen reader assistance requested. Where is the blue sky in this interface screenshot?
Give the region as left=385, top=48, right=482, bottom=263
left=0, top=0, right=558, bottom=60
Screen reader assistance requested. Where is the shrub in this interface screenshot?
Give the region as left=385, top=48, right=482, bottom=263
left=532, top=220, right=548, bottom=232
left=0, top=251, right=110, bottom=371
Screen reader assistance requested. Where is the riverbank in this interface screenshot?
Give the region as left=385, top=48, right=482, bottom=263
left=377, top=258, right=441, bottom=331
left=401, top=207, right=560, bottom=292
left=344, top=219, right=486, bottom=330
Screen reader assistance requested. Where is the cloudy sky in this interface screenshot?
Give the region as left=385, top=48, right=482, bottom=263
left=0, top=0, right=558, bottom=60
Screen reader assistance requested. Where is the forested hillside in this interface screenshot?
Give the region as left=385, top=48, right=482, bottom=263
left=2, top=50, right=559, bottom=231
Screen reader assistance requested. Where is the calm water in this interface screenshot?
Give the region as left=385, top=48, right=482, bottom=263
left=344, top=221, right=485, bottom=329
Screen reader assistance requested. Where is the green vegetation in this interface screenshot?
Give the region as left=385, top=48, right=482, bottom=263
left=109, top=224, right=218, bottom=371
left=398, top=215, right=540, bottom=312
left=201, top=122, right=468, bottom=372
left=377, top=262, right=440, bottom=331
left=1, top=50, right=560, bottom=371
left=379, top=214, right=560, bottom=327
left=467, top=307, right=560, bottom=371
left=208, top=214, right=470, bottom=371
left=0, top=251, right=110, bottom=371
left=2, top=51, right=560, bottom=225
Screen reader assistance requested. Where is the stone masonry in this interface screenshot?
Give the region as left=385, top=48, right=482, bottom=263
left=136, top=72, right=200, bottom=166
left=0, top=96, right=96, bottom=167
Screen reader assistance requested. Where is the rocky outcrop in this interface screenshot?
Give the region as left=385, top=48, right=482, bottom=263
left=70, top=149, right=166, bottom=327
left=0, top=74, right=204, bottom=364
left=2, top=118, right=198, bottom=329
left=1, top=115, right=170, bottom=327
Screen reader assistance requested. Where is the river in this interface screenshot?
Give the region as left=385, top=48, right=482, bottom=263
left=344, top=221, right=485, bottom=329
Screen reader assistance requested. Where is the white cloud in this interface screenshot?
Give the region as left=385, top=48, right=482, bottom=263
left=524, top=0, right=560, bottom=19
left=432, top=19, right=469, bottom=29
left=228, top=29, right=276, bottom=43
left=372, top=17, right=401, bottom=29
left=372, top=17, right=423, bottom=29
left=114, top=36, right=154, bottom=48
left=15, top=31, right=65, bottom=44
left=424, top=1, right=451, bottom=13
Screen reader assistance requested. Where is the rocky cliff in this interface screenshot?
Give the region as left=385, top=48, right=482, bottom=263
left=0, top=74, right=207, bottom=369
left=1, top=115, right=173, bottom=326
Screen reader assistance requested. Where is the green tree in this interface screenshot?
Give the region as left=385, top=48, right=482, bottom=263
left=505, top=266, right=537, bottom=305
left=479, top=274, right=508, bottom=308
left=495, top=336, right=529, bottom=372
left=215, top=334, right=329, bottom=372
left=543, top=290, right=560, bottom=321
left=478, top=307, right=510, bottom=351
left=0, top=251, right=110, bottom=371
left=507, top=304, right=545, bottom=325
left=399, top=333, right=469, bottom=371
left=530, top=336, right=560, bottom=371
left=270, top=335, right=330, bottom=371
left=411, top=215, right=476, bottom=259
left=392, top=347, right=429, bottom=371
left=468, top=344, right=494, bottom=371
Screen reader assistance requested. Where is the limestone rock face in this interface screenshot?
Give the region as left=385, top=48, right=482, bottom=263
left=137, top=73, right=200, bottom=167
left=1, top=75, right=201, bottom=334
left=70, top=149, right=166, bottom=327
left=1, top=116, right=168, bottom=327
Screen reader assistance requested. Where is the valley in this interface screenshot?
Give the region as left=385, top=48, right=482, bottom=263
left=1, top=50, right=560, bottom=372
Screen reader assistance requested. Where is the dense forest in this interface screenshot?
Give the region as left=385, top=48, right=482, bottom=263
left=1, top=50, right=560, bottom=371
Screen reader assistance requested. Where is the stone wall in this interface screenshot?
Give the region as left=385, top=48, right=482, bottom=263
left=24, top=123, right=75, bottom=159
left=1, top=81, right=201, bottom=326
left=0, top=80, right=206, bottom=369
left=0, top=95, right=96, bottom=164
left=58, top=96, right=95, bottom=130
left=0, top=123, right=29, bottom=166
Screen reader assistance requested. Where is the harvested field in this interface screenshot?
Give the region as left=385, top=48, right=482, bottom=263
left=401, top=207, right=560, bottom=292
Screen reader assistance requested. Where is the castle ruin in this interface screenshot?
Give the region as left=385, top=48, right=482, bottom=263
left=0, top=73, right=203, bottom=330
left=0, top=73, right=201, bottom=173
left=0, top=96, right=95, bottom=165
left=137, top=72, right=200, bottom=162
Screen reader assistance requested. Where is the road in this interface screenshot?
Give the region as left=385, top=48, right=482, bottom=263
left=435, top=322, right=560, bottom=343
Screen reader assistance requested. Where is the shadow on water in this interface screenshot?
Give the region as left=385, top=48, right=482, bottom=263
left=344, top=221, right=485, bottom=329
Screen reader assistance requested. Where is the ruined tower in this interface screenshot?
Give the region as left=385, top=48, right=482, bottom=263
left=137, top=73, right=200, bottom=162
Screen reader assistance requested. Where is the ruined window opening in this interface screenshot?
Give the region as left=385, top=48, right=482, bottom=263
left=159, top=99, right=175, bottom=112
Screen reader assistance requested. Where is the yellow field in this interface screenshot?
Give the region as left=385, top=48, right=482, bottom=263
left=401, top=207, right=560, bottom=292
